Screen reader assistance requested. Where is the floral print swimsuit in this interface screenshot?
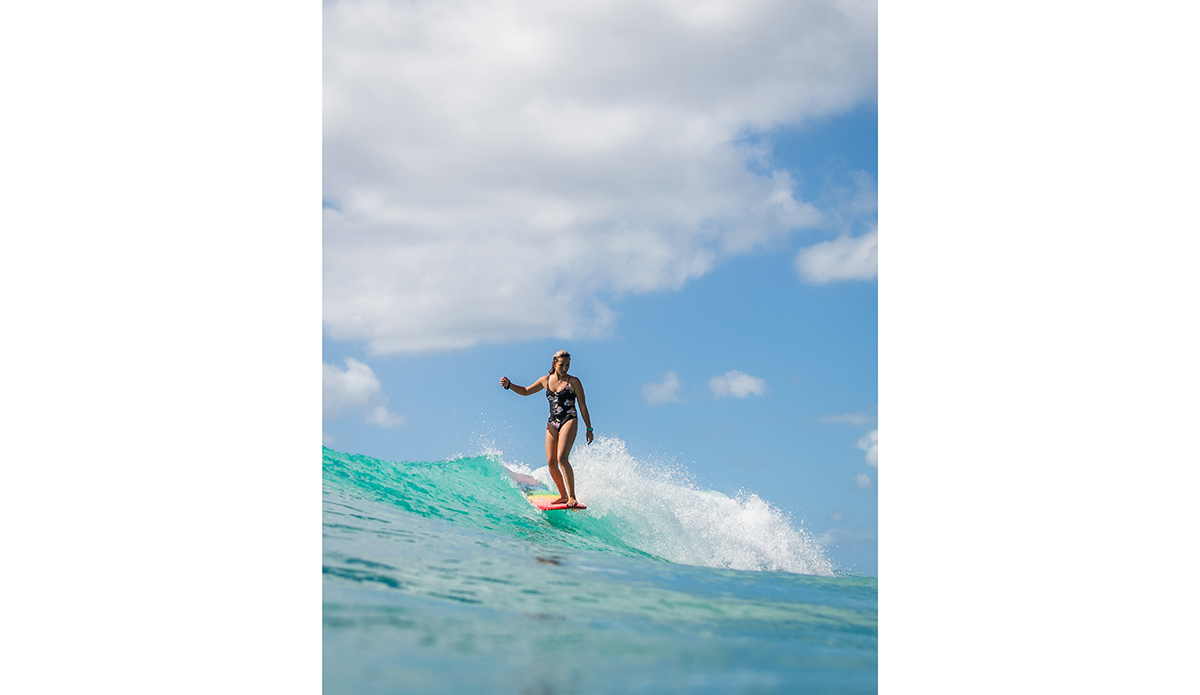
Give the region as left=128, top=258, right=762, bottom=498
left=546, top=381, right=578, bottom=430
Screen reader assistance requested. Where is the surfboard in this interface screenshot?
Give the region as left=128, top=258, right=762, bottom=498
left=505, top=468, right=587, bottom=511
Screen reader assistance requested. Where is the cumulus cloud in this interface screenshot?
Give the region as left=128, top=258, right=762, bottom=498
left=856, top=429, right=878, bottom=467
left=853, top=472, right=872, bottom=490
left=795, top=226, right=878, bottom=284
left=708, top=370, right=767, bottom=398
left=641, top=371, right=682, bottom=405
left=324, top=0, right=877, bottom=354
left=323, top=358, right=405, bottom=428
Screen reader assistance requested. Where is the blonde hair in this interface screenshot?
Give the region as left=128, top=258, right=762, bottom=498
left=548, top=350, right=571, bottom=375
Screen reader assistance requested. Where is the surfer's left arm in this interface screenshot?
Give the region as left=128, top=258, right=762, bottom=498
left=574, top=377, right=593, bottom=444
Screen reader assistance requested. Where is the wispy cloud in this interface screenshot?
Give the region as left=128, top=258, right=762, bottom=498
left=815, top=524, right=876, bottom=547
left=641, top=371, right=682, bottom=405
left=795, top=226, right=877, bottom=284
left=812, top=169, right=877, bottom=238
left=323, top=0, right=877, bottom=354
left=708, top=370, right=767, bottom=398
left=856, top=429, right=878, bottom=467
left=816, top=412, right=876, bottom=426
left=853, top=472, right=872, bottom=490
left=323, top=358, right=405, bottom=428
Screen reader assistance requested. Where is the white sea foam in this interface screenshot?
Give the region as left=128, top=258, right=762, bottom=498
left=529, top=436, right=835, bottom=576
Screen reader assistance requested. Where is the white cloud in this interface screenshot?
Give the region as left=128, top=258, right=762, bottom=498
left=815, top=524, right=876, bottom=549
left=795, top=226, right=878, bottom=284
left=323, top=358, right=405, bottom=428
left=641, top=371, right=682, bottom=405
left=366, top=406, right=405, bottom=428
left=324, top=0, right=877, bottom=354
left=853, top=472, right=872, bottom=490
left=856, top=428, right=878, bottom=467
left=816, top=412, right=876, bottom=426
left=708, top=370, right=767, bottom=398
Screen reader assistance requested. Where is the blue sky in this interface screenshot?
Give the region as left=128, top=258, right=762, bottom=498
left=322, top=0, right=879, bottom=575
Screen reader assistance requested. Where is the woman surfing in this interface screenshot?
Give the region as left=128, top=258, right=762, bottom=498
left=500, top=350, right=593, bottom=508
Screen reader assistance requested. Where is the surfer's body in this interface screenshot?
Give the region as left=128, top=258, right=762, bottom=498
left=501, top=351, right=592, bottom=508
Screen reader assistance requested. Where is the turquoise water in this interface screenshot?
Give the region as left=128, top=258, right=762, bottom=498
left=323, top=440, right=877, bottom=694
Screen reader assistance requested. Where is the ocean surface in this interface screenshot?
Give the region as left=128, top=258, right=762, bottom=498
left=323, top=438, right=877, bottom=694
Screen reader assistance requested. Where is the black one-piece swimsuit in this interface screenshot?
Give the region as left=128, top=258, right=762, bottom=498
left=546, top=382, right=577, bottom=430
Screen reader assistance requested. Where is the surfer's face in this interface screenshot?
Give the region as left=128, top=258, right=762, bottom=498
left=557, top=357, right=570, bottom=371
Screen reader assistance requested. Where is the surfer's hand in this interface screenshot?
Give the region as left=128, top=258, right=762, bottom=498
left=500, top=377, right=510, bottom=390
left=586, top=430, right=594, bottom=444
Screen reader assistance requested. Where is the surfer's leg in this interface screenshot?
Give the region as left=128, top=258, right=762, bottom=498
left=545, top=425, right=568, bottom=503
left=556, top=418, right=580, bottom=505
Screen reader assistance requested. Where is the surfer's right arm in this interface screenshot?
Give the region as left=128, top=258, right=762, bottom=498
left=500, top=375, right=546, bottom=396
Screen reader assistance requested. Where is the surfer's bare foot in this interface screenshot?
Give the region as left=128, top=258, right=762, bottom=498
left=566, top=499, right=581, bottom=508
left=551, top=496, right=569, bottom=505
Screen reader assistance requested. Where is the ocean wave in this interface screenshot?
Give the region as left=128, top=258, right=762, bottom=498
left=322, top=437, right=834, bottom=576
